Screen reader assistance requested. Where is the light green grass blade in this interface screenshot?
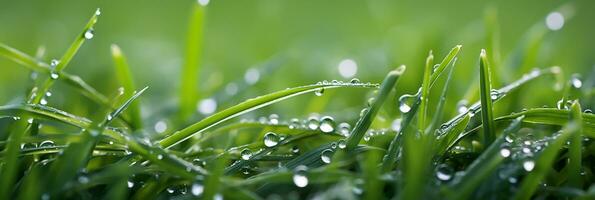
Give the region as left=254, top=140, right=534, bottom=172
left=567, top=101, right=583, bottom=187
left=513, top=123, right=578, bottom=200
left=418, top=52, right=433, bottom=132
left=429, top=59, right=456, bottom=132
left=447, top=116, right=523, bottom=199
left=30, top=8, right=100, bottom=104
left=111, top=44, right=143, bottom=131
left=0, top=43, right=110, bottom=107
left=160, top=82, right=378, bottom=148
left=479, top=49, right=496, bottom=145
left=179, top=3, right=207, bottom=121
left=495, top=108, right=594, bottom=135
left=345, top=66, right=405, bottom=151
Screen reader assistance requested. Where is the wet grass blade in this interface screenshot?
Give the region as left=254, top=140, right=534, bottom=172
left=567, top=101, right=583, bottom=187
left=513, top=123, right=578, bottom=200
left=179, top=3, right=207, bottom=121
left=111, top=44, right=143, bottom=131
left=479, top=49, right=496, bottom=145
left=447, top=116, right=523, bottom=199
left=429, top=59, right=456, bottom=132
left=0, top=43, right=110, bottom=106
left=495, top=108, right=594, bottom=135
left=160, top=82, right=379, bottom=148
left=418, top=52, right=433, bottom=132
left=345, top=66, right=405, bottom=151
left=0, top=117, right=28, bottom=198
left=30, top=8, right=100, bottom=104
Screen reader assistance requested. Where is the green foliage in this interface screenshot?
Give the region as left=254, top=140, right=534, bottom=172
left=0, top=3, right=594, bottom=200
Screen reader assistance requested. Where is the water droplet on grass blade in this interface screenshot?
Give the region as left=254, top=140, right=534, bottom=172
left=391, top=118, right=402, bottom=132
left=338, top=139, right=346, bottom=149
left=240, top=148, right=252, bottom=160
left=500, top=148, right=511, bottom=157
left=307, top=117, right=319, bottom=130
left=321, top=149, right=333, bottom=164
left=350, top=78, right=360, bottom=84
left=268, top=114, right=279, bottom=125
left=319, top=116, right=335, bottom=133
left=84, top=28, right=94, bottom=39
left=264, top=132, right=279, bottom=147
left=50, top=72, right=59, bottom=80
left=523, top=160, right=535, bottom=171
left=314, top=88, right=324, bottom=96
left=127, top=180, right=134, bottom=188
left=436, top=164, right=454, bottom=181
left=50, top=59, right=60, bottom=68
left=338, top=122, right=351, bottom=136
left=40, top=140, right=54, bottom=147
left=398, top=93, right=417, bottom=113
left=293, top=165, right=309, bottom=188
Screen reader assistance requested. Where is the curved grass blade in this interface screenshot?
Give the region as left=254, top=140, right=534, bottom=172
left=495, top=108, right=594, bottom=135
left=111, top=44, right=143, bottom=131
left=479, top=49, right=496, bottom=145
left=179, top=2, right=207, bottom=121
left=418, top=51, right=433, bottom=132
left=513, top=123, right=578, bottom=200
left=345, top=66, right=405, bottom=151
left=447, top=116, right=523, bottom=200
left=30, top=8, right=100, bottom=104
left=159, top=82, right=379, bottom=148
left=0, top=43, right=110, bottom=107
left=429, top=60, right=456, bottom=132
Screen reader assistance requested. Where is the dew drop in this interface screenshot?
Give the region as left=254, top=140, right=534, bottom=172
left=359, top=108, right=369, bottom=117
left=127, top=180, right=134, bottom=188
left=319, top=116, right=335, bottom=133
left=157, top=154, right=163, bottom=160
left=570, top=74, right=583, bottom=89
left=398, top=93, right=417, bottom=113
left=40, top=98, right=48, bottom=105
left=456, top=100, right=469, bottom=114
left=490, top=89, right=500, bottom=100
left=50, top=72, right=59, bottom=80
left=166, top=188, right=175, bottom=194
left=95, top=8, right=101, bottom=16
left=338, top=139, right=346, bottom=149
left=27, top=118, right=34, bottom=124
left=191, top=183, right=204, bottom=196
left=39, top=140, right=55, bottom=148
left=293, top=165, right=309, bottom=188
left=307, top=117, right=319, bottom=130
left=289, top=118, right=301, bottom=129
left=50, top=59, right=60, bottom=68
left=436, top=164, right=454, bottom=181
left=291, top=146, right=300, bottom=154
left=314, top=88, right=324, bottom=96
left=338, top=122, right=351, bottom=136
left=106, top=114, right=113, bottom=121
left=523, top=160, right=535, bottom=171
left=268, top=114, right=279, bottom=125
left=349, top=78, right=360, bottom=84
left=320, top=149, right=333, bottom=164
left=264, top=132, right=279, bottom=147
left=500, top=148, right=511, bottom=157
left=240, top=148, right=252, bottom=160
left=84, top=28, right=94, bottom=39
left=584, top=109, right=592, bottom=114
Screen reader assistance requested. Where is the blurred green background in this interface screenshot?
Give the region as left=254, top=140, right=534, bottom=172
left=1, top=0, right=593, bottom=132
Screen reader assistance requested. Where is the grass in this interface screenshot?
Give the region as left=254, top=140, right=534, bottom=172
left=0, top=3, right=594, bottom=200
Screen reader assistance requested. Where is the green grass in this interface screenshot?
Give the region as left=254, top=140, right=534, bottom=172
left=0, top=4, right=594, bottom=200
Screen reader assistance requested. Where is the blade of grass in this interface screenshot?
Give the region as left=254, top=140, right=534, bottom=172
left=30, top=8, right=100, bottom=104
left=111, top=44, right=143, bottom=131
left=566, top=100, right=583, bottom=187
left=160, top=82, right=379, bottom=148
left=418, top=51, right=433, bottom=133
left=479, top=49, right=496, bottom=145
left=0, top=116, right=28, bottom=198
left=447, top=116, right=523, bottom=199
left=513, top=123, right=578, bottom=200
left=429, top=59, right=456, bottom=132
left=179, top=2, right=207, bottom=121
left=0, top=43, right=110, bottom=108
left=345, top=66, right=405, bottom=151
left=495, top=108, right=594, bottom=135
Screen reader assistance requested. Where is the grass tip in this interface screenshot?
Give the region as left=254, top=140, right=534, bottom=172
left=392, top=65, right=406, bottom=75
left=110, top=44, right=121, bottom=55
left=480, top=49, right=487, bottom=57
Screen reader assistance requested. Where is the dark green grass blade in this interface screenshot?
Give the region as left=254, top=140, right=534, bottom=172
left=513, top=123, right=578, bottom=200
left=479, top=49, right=496, bottom=145
left=447, top=116, right=523, bottom=199
left=0, top=117, right=28, bottom=198
left=102, top=86, right=148, bottom=128
left=160, top=82, right=378, bottom=148
left=345, top=66, right=405, bottom=151
left=0, top=43, right=109, bottom=107
left=111, top=44, right=143, bottom=131
left=179, top=3, right=206, bottom=121
left=30, top=8, right=100, bottom=104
